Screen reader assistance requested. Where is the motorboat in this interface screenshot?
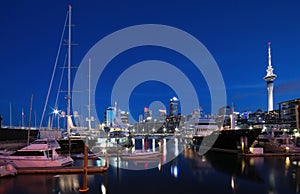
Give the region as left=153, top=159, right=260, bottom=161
left=0, top=138, right=73, bottom=168
left=193, top=118, right=219, bottom=137
left=252, top=131, right=300, bottom=153
left=121, top=150, right=162, bottom=160
left=91, top=136, right=133, bottom=155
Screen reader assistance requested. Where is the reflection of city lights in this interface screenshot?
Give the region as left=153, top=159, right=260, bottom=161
left=171, top=165, right=179, bottom=178
left=285, top=157, right=290, bottom=167
left=292, top=161, right=297, bottom=166
left=241, top=141, right=244, bottom=153
left=101, top=184, right=106, bottom=194
left=163, top=138, right=167, bottom=157
left=152, top=138, right=156, bottom=152
left=174, top=138, right=179, bottom=157
left=241, top=159, right=245, bottom=173
left=158, top=162, right=162, bottom=171
left=231, top=176, right=235, bottom=190
left=96, top=159, right=102, bottom=167
left=249, top=158, right=254, bottom=166
left=132, top=138, right=135, bottom=152
left=59, top=175, right=80, bottom=193
left=269, top=172, right=276, bottom=191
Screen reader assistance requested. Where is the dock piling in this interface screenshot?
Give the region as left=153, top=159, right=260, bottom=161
left=79, top=143, right=89, bottom=192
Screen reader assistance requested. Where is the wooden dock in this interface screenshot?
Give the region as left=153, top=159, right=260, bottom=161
left=16, top=166, right=108, bottom=174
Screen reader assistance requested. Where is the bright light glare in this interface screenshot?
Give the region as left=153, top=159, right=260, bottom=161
left=53, top=109, right=59, bottom=114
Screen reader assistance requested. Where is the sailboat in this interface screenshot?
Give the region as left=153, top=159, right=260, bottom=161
left=53, top=5, right=107, bottom=159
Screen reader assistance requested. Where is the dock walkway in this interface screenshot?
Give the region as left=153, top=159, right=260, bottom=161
left=242, top=152, right=300, bottom=157
left=16, top=166, right=108, bottom=174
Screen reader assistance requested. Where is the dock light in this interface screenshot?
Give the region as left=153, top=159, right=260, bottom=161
left=286, top=147, right=290, bottom=152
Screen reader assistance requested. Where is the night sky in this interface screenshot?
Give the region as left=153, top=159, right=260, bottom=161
left=1, top=0, right=300, bottom=127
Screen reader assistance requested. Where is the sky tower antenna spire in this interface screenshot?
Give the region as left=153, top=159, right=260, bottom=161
left=264, top=42, right=277, bottom=112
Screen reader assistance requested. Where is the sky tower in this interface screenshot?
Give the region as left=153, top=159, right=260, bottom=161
left=264, top=42, right=277, bottom=112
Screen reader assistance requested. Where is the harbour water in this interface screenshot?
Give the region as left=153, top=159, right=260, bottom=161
left=1, top=137, right=300, bottom=194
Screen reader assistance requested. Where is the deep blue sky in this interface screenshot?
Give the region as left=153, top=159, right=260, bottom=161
left=1, top=0, right=300, bottom=127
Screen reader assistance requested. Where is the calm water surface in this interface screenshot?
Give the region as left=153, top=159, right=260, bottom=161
left=1, top=138, right=300, bottom=194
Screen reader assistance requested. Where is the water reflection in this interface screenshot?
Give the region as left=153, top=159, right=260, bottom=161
left=103, top=137, right=183, bottom=171
left=203, top=152, right=264, bottom=184
left=3, top=137, right=300, bottom=194
left=0, top=174, right=59, bottom=194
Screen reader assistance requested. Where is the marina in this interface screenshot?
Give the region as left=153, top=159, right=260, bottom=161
left=1, top=141, right=300, bottom=194
left=1, top=1, right=300, bottom=194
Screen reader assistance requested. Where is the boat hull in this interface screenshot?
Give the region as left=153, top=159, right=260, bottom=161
left=192, top=128, right=262, bottom=153
left=121, top=151, right=162, bottom=160
left=0, top=156, right=73, bottom=168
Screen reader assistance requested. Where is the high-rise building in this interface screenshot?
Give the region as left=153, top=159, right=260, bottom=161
left=279, top=98, right=300, bottom=130
left=104, top=107, right=115, bottom=127
left=170, top=96, right=180, bottom=116
left=120, top=111, right=129, bottom=125
left=264, top=42, right=277, bottom=112
left=143, top=107, right=152, bottom=121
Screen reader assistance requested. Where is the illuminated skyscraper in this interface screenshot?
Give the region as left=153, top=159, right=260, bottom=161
left=104, top=107, right=115, bottom=127
left=144, top=107, right=152, bottom=121
left=170, top=96, right=180, bottom=116
left=264, top=42, right=277, bottom=112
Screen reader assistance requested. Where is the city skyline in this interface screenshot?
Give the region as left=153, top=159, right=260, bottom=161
left=1, top=0, right=300, bottom=126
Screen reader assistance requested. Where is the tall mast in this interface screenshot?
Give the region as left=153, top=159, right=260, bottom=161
left=67, top=4, right=72, bottom=139
left=88, top=58, right=91, bottom=130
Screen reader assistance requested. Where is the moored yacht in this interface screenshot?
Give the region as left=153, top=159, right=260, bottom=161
left=0, top=139, right=73, bottom=168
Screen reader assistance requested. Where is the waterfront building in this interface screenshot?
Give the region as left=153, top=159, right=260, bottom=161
left=215, top=106, right=232, bottom=129
left=120, top=111, right=129, bottom=125
left=279, top=98, right=300, bottom=131
left=264, top=42, right=277, bottom=112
